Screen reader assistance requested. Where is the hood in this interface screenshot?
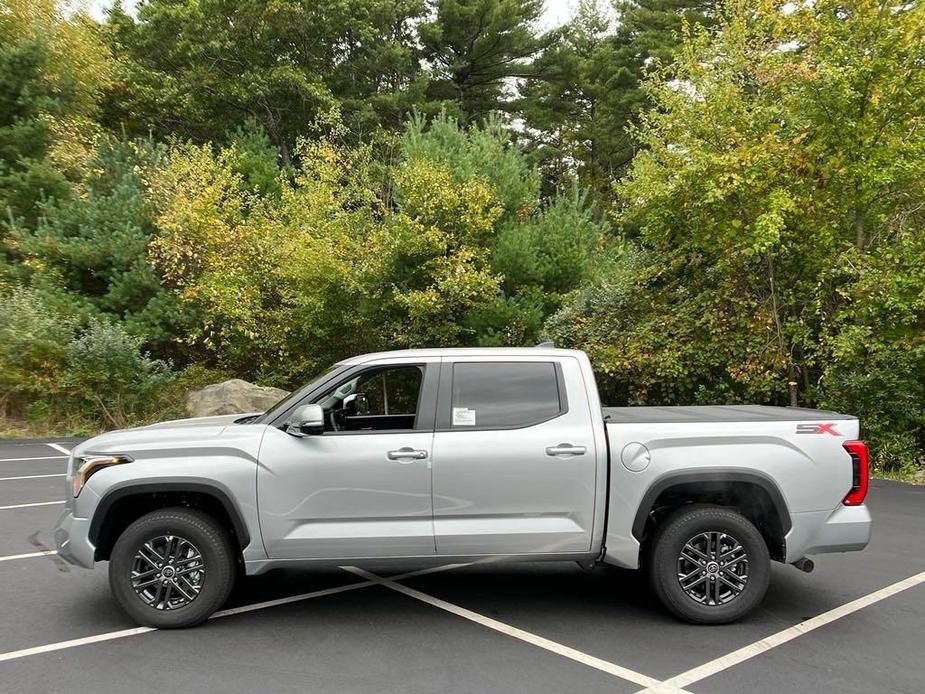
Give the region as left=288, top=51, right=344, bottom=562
left=73, top=412, right=264, bottom=458
left=140, top=413, right=261, bottom=430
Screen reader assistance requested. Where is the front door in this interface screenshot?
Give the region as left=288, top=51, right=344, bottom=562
left=431, top=357, right=598, bottom=556
left=257, top=361, right=437, bottom=560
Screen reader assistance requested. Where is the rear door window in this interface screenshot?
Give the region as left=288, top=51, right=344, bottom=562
left=447, top=362, right=565, bottom=430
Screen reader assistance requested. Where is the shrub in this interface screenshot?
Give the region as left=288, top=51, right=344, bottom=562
left=63, top=320, right=174, bottom=428
left=0, top=287, right=76, bottom=414
left=817, top=341, right=925, bottom=474
left=24, top=400, right=50, bottom=425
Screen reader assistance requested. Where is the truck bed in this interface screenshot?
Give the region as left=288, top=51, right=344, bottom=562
left=601, top=404, right=857, bottom=424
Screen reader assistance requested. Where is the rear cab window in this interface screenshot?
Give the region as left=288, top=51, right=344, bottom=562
left=439, top=361, right=567, bottom=431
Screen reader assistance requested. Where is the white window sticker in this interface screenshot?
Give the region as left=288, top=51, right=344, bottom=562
left=452, top=407, right=476, bottom=426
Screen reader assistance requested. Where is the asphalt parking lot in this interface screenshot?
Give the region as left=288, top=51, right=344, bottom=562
left=0, top=437, right=923, bottom=694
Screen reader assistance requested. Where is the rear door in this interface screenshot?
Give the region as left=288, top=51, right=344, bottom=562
left=431, top=356, right=598, bottom=556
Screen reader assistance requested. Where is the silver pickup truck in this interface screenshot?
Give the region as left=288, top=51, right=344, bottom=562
left=54, top=347, right=871, bottom=628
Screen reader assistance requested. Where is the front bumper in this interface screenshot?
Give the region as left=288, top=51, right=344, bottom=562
left=54, top=509, right=96, bottom=569
left=785, top=504, right=872, bottom=562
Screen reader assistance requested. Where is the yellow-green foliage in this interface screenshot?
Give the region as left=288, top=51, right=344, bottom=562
left=0, top=0, right=112, bottom=178
left=145, top=135, right=510, bottom=382
left=549, top=0, right=925, bottom=471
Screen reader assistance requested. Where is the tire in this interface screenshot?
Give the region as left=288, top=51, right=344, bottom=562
left=647, top=505, right=770, bottom=625
left=109, top=507, right=236, bottom=628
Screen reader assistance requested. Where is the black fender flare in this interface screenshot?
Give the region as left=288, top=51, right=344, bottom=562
left=631, top=468, right=792, bottom=541
left=89, top=481, right=251, bottom=550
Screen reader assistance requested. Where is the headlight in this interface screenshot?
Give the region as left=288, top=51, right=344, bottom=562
left=72, top=455, right=132, bottom=497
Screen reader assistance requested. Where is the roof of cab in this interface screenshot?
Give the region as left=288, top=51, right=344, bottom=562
left=337, top=346, right=586, bottom=365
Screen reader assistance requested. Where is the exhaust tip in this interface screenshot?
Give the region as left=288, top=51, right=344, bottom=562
left=792, top=557, right=815, bottom=573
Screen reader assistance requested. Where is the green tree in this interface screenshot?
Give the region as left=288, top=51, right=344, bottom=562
left=420, top=0, right=549, bottom=122
left=102, top=0, right=428, bottom=163
left=400, top=112, right=538, bottom=217
left=143, top=114, right=605, bottom=381
left=0, top=0, right=111, bottom=228
left=607, top=0, right=718, bottom=170
left=549, top=0, right=925, bottom=470
left=330, top=0, right=432, bottom=139
left=11, top=138, right=184, bottom=351
left=518, top=0, right=619, bottom=202
left=520, top=0, right=717, bottom=207
left=401, top=114, right=606, bottom=345
left=0, top=288, right=172, bottom=429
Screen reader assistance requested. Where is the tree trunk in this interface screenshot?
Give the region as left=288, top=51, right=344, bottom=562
left=854, top=206, right=865, bottom=250
left=278, top=139, right=291, bottom=169
left=766, top=254, right=798, bottom=406
left=788, top=364, right=799, bottom=408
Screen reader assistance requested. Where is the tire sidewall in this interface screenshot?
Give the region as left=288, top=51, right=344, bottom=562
left=650, top=506, right=770, bottom=625
left=109, top=509, right=235, bottom=628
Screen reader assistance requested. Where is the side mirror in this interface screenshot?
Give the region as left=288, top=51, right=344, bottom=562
left=286, top=404, right=325, bottom=437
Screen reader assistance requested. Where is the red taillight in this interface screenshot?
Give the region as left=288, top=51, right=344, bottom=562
left=842, top=440, right=869, bottom=506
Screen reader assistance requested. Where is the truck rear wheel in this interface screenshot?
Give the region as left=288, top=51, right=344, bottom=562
left=109, top=507, right=236, bottom=628
left=647, top=505, right=770, bottom=624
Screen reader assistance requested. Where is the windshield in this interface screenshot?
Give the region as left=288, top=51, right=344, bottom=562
left=252, top=364, right=343, bottom=424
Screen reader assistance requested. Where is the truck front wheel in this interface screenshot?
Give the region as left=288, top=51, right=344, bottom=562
left=109, top=507, right=236, bottom=628
left=647, top=505, right=770, bottom=624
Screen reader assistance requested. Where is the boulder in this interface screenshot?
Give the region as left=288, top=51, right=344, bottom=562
left=186, top=379, right=290, bottom=418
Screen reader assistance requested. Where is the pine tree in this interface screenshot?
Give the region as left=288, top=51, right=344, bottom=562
left=420, top=0, right=549, bottom=122
left=519, top=0, right=718, bottom=209
left=518, top=0, right=617, bottom=203
left=607, top=0, right=719, bottom=168
left=101, top=0, right=429, bottom=162
left=0, top=1, right=111, bottom=229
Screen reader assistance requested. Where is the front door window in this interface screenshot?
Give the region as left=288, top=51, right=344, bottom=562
left=314, top=365, right=423, bottom=432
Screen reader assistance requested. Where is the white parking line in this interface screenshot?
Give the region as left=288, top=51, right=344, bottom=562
left=0, top=550, right=58, bottom=563
left=344, top=566, right=686, bottom=692
left=45, top=443, right=72, bottom=456
left=214, top=564, right=464, bottom=618
left=0, top=500, right=64, bottom=510
left=0, top=626, right=157, bottom=663
left=0, top=473, right=65, bottom=482
left=0, top=564, right=462, bottom=664
left=637, top=568, right=925, bottom=692
left=0, top=456, right=67, bottom=463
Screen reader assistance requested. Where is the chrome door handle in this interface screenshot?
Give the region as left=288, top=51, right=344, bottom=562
left=387, top=447, right=428, bottom=461
left=545, top=443, right=587, bottom=457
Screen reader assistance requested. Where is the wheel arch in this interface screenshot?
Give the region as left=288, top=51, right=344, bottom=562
left=633, top=469, right=791, bottom=562
left=89, top=482, right=251, bottom=562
